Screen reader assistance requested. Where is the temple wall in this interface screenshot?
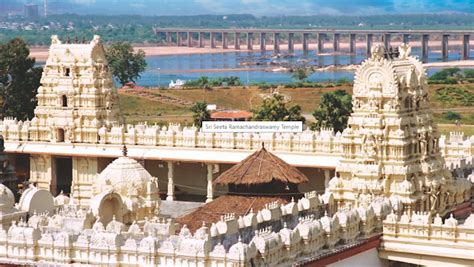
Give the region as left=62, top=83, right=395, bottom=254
left=29, top=154, right=52, bottom=191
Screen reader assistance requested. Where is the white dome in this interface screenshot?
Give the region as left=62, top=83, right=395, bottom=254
left=0, top=184, right=15, bottom=212
left=93, top=156, right=153, bottom=196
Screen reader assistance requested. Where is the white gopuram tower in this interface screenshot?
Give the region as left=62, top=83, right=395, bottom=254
left=31, top=35, right=119, bottom=144
left=328, top=44, right=462, bottom=216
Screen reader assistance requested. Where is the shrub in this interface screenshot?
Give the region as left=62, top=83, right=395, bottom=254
left=443, top=111, right=461, bottom=121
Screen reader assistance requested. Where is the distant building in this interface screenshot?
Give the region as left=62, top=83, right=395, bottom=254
left=211, top=110, right=253, bottom=121
left=24, top=3, right=39, bottom=19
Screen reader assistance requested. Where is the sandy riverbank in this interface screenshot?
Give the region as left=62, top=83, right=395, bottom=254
left=29, top=39, right=470, bottom=61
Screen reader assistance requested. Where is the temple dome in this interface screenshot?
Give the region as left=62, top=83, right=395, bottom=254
left=93, top=155, right=153, bottom=196
left=0, top=184, right=15, bottom=212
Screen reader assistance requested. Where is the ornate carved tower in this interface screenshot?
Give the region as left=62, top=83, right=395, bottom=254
left=328, top=44, right=460, bottom=215
left=32, top=35, right=119, bottom=144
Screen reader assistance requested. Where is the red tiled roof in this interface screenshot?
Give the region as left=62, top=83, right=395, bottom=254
left=210, top=110, right=253, bottom=119
left=175, top=195, right=289, bottom=233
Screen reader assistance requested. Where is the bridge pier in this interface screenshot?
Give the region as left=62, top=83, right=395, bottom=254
left=247, top=32, right=253, bottom=50
left=349, top=33, right=356, bottom=54
left=199, top=32, right=205, bottom=48
left=288, top=33, right=294, bottom=53
left=384, top=33, right=391, bottom=48
left=366, top=33, right=373, bottom=56
left=187, top=32, right=192, bottom=47
left=222, top=32, right=228, bottom=49
left=166, top=32, right=172, bottom=46
left=402, top=33, right=410, bottom=44
left=177, top=32, right=182, bottom=46
left=303, top=33, right=309, bottom=54
left=234, top=33, right=240, bottom=49
left=273, top=32, right=280, bottom=53
left=462, top=34, right=470, bottom=59
left=422, top=34, right=429, bottom=58
left=260, top=33, right=266, bottom=51
left=210, top=32, right=216, bottom=48
left=333, top=33, right=340, bottom=52
left=442, top=34, right=449, bottom=58
left=318, top=33, right=324, bottom=54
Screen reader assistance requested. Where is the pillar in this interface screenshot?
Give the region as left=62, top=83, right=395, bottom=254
left=210, top=32, right=216, bottom=48
left=462, top=34, right=470, bottom=59
left=324, top=169, right=331, bottom=189
left=222, top=32, right=228, bottom=49
left=187, top=32, right=192, bottom=47
left=402, top=33, right=410, bottom=44
left=422, top=34, right=429, bottom=58
left=166, top=32, right=172, bottom=46
left=176, top=32, right=181, bottom=47
left=260, top=32, right=266, bottom=51
left=166, top=161, right=175, bottom=201
left=384, top=33, right=391, bottom=48
left=206, top=164, right=214, bottom=203
left=317, top=33, right=324, bottom=54
left=199, top=32, right=204, bottom=48
left=71, top=157, right=98, bottom=207
left=247, top=32, right=253, bottom=50
left=349, top=33, right=356, bottom=54
left=234, top=32, right=240, bottom=49
left=333, top=33, right=340, bottom=52
left=303, top=33, right=309, bottom=54
left=442, top=34, right=449, bottom=58
left=273, top=32, right=280, bottom=53
left=366, top=33, right=373, bottom=56
left=288, top=32, right=294, bottom=53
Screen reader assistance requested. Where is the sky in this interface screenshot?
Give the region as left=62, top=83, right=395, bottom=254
left=2, top=0, right=474, bottom=16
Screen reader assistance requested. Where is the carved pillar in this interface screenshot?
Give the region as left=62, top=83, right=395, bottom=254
left=442, top=34, right=449, bottom=58
left=29, top=154, right=52, bottom=191
left=422, top=34, right=429, bottom=58
left=349, top=34, right=356, bottom=54
left=260, top=32, right=266, bottom=51
left=324, top=169, right=331, bottom=189
left=462, top=34, right=470, bottom=59
left=333, top=33, right=340, bottom=52
left=222, top=32, right=228, bottom=49
left=288, top=32, right=294, bottom=53
left=247, top=32, right=253, bottom=50
left=72, top=157, right=98, bottom=207
left=206, top=163, right=214, bottom=203
left=166, top=161, right=175, bottom=201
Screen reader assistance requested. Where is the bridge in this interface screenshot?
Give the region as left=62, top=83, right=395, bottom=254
left=153, top=28, right=474, bottom=58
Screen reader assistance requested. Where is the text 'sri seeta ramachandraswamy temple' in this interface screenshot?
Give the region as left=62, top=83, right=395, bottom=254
left=0, top=35, right=472, bottom=266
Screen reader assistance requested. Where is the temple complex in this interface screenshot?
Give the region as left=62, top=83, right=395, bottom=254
left=0, top=36, right=471, bottom=266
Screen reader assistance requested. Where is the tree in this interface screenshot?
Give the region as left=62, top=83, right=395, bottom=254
left=443, top=111, right=461, bottom=121
left=312, top=90, right=352, bottom=133
left=105, top=42, right=147, bottom=86
left=252, top=93, right=305, bottom=122
left=292, top=67, right=312, bottom=82
left=191, top=101, right=211, bottom=127
left=0, top=38, right=42, bottom=120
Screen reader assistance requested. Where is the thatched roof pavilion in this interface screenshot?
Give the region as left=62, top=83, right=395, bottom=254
left=214, top=146, right=309, bottom=194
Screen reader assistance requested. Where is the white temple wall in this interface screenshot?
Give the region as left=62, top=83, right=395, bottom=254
left=29, top=154, right=52, bottom=191
left=327, top=247, right=388, bottom=267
